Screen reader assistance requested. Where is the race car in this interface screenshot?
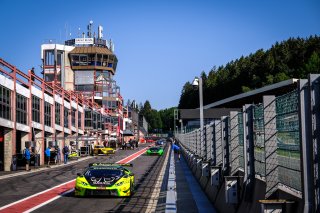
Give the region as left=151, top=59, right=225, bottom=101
left=155, top=139, right=165, bottom=146
left=74, top=163, right=135, bottom=197
left=68, top=150, right=80, bottom=159
left=93, top=145, right=115, bottom=155
left=146, top=146, right=164, bottom=156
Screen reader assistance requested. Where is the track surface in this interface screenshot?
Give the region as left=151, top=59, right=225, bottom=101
left=0, top=143, right=168, bottom=213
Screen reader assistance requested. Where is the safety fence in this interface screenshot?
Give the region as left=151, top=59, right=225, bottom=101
left=176, top=74, right=320, bottom=209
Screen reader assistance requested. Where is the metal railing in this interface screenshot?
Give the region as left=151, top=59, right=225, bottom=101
left=176, top=74, right=320, bottom=208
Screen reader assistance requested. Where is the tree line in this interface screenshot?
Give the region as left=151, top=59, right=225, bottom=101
left=126, top=100, right=176, bottom=134
left=139, top=101, right=176, bottom=134
left=135, top=35, right=320, bottom=133
left=178, top=35, right=320, bottom=109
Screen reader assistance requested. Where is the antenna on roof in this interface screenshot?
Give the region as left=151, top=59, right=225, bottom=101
left=110, top=39, right=114, bottom=52
left=87, top=20, right=93, bottom=38
left=98, top=25, right=103, bottom=39
left=65, top=22, right=68, bottom=40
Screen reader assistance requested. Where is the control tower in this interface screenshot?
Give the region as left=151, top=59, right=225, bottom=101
left=41, top=21, right=123, bottom=138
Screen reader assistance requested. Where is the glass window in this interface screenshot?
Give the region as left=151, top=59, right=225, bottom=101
left=97, top=113, right=101, bottom=130
left=0, top=86, right=11, bottom=120
left=57, top=51, right=63, bottom=66
left=72, top=55, right=80, bottom=66
left=93, top=112, right=97, bottom=129
left=88, top=54, right=95, bottom=66
left=78, top=111, right=82, bottom=129
left=97, top=54, right=102, bottom=66
left=45, top=74, right=55, bottom=82
left=55, top=103, right=61, bottom=125
left=79, top=54, right=88, bottom=66
left=32, top=95, right=40, bottom=123
left=16, top=94, right=27, bottom=124
left=45, top=50, right=54, bottom=66
left=64, top=107, right=69, bottom=128
left=44, top=102, right=52, bottom=127
left=85, top=110, right=92, bottom=128
left=71, top=108, right=76, bottom=127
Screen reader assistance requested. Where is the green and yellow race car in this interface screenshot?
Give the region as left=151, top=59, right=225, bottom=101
left=75, top=163, right=135, bottom=197
left=68, top=150, right=79, bottom=159
left=146, top=146, right=164, bottom=156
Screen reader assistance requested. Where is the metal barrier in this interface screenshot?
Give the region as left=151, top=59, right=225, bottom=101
left=176, top=74, right=320, bottom=211
left=253, top=103, right=265, bottom=179
left=275, top=89, right=301, bottom=192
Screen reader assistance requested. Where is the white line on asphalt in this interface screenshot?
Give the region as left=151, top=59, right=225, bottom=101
left=0, top=179, right=75, bottom=211
left=116, top=147, right=150, bottom=163
left=23, top=188, right=75, bottom=213
left=165, top=149, right=177, bottom=213
left=145, top=145, right=171, bottom=213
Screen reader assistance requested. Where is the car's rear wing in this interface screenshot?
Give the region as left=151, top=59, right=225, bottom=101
left=89, top=163, right=133, bottom=167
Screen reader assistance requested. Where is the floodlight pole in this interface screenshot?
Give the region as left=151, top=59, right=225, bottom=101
left=199, top=77, right=204, bottom=159
left=193, top=76, right=205, bottom=159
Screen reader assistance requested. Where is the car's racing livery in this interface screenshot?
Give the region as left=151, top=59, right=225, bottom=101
left=93, top=145, right=115, bottom=155
left=68, top=150, right=79, bottom=159
left=146, top=146, right=164, bottom=156
left=74, top=163, right=134, bottom=197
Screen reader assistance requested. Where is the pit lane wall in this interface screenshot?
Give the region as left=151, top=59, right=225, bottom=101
left=175, top=74, right=320, bottom=213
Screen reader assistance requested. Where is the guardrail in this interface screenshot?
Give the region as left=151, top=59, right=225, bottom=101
left=176, top=74, right=320, bottom=213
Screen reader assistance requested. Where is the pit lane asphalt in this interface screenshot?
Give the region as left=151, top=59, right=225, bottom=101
left=0, top=143, right=167, bottom=213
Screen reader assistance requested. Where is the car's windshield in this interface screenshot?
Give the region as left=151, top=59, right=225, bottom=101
left=84, top=168, right=123, bottom=178
left=95, top=145, right=104, bottom=148
left=150, top=147, right=161, bottom=151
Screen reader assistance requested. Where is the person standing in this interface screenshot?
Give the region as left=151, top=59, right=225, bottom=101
left=122, top=140, right=126, bottom=150
left=63, top=145, right=69, bottom=164
left=129, top=139, right=134, bottom=150
left=45, top=147, right=51, bottom=167
left=24, top=147, right=31, bottom=171
left=172, top=144, right=181, bottom=161
left=55, top=146, right=61, bottom=164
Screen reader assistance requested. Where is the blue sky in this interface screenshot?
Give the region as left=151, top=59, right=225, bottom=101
left=1, top=0, right=319, bottom=110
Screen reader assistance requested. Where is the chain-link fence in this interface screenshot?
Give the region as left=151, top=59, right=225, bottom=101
left=276, top=89, right=301, bottom=191
left=253, top=104, right=266, bottom=178
left=238, top=112, right=244, bottom=170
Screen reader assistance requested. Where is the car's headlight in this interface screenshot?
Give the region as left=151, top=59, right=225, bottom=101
left=116, top=181, right=124, bottom=186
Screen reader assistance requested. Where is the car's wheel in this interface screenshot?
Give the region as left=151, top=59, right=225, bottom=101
left=130, top=181, right=134, bottom=197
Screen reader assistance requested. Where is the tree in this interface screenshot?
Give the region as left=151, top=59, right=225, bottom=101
left=159, top=107, right=176, bottom=132
left=304, top=51, right=320, bottom=75
left=274, top=72, right=289, bottom=82
left=178, top=35, right=320, bottom=109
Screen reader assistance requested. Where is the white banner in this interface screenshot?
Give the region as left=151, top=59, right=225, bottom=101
left=75, top=38, right=94, bottom=45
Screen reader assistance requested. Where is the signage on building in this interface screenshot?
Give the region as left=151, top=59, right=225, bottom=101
left=75, top=38, right=94, bottom=45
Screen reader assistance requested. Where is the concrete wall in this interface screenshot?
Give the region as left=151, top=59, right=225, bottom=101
left=181, top=145, right=303, bottom=213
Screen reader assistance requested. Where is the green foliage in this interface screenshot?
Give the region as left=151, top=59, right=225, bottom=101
left=140, top=100, right=176, bottom=134
left=274, top=72, right=289, bottom=82
left=241, top=86, right=251, bottom=93
left=304, top=51, right=320, bottom=74
left=178, top=35, right=320, bottom=109
left=159, top=107, right=176, bottom=132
